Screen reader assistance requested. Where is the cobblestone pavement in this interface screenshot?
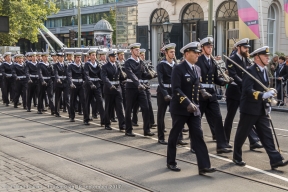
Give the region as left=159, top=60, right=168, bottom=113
left=0, top=152, right=90, bottom=192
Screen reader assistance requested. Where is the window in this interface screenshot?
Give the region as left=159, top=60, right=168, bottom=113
left=267, top=4, right=278, bottom=54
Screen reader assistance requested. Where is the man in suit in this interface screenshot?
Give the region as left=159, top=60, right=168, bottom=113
left=224, top=38, right=262, bottom=149
left=167, top=42, right=216, bottom=175
left=54, top=52, right=70, bottom=117
left=233, top=46, right=288, bottom=169
left=196, top=37, right=233, bottom=154
left=274, top=56, right=288, bottom=106
left=101, top=50, right=126, bottom=130
left=124, top=43, right=154, bottom=137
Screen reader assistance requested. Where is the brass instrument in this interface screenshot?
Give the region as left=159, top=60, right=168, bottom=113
left=223, top=55, right=277, bottom=106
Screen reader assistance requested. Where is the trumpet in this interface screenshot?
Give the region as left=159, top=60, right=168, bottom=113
left=223, top=55, right=277, bottom=106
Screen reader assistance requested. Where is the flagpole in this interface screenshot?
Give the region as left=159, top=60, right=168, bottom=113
left=259, top=0, right=265, bottom=45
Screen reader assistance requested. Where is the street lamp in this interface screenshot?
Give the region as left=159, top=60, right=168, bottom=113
left=162, top=21, right=173, bottom=44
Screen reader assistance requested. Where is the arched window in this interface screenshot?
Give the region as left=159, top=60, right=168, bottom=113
left=216, top=1, right=238, bottom=20
left=267, top=4, right=279, bottom=54
left=182, top=3, right=204, bottom=23
left=150, top=8, right=169, bottom=25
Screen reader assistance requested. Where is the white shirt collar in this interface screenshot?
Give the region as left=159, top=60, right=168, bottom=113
left=72, top=62, right=81, bottom=67
left=162, top=60, right=174, bottom=67
left=129, top=56, right=140, bottom=63
left=89, top=61, right=97, bottom=67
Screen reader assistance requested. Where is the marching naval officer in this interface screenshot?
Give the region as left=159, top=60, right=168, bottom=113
left=167, top=42, right=215, bottom=175
left=233, top=46, right=288, bottom=169
left=224, top=38, right=262, bottom=149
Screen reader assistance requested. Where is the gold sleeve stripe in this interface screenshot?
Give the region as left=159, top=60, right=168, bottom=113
left=180, top=96, right=187, bottom=103
left=253, top=91, right=260, bottom=100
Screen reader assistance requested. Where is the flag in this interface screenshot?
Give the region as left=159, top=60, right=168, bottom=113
left=285, top=0, right=288, bottom=37
left=237, top=0, right=260, bottom=40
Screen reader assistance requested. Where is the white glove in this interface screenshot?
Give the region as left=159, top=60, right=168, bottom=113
left=262, top=89, right=276, bottom=99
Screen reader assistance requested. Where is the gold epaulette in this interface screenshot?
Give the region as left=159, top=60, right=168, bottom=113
left=180, top=96, right=187, bottom=103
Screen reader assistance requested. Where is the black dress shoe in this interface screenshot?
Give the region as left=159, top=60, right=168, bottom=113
left=144, top=132, right=155, bottom=136
left=217, top=148, right=232, bottom=154
left=26, top=109, right=31, bottom=112
left=92, top=115, right=98, bottom=119
left=105, top=126, right=112, bottom=130
left=84, top=121, right=90, bottom=125
left=63, top=109, right=67, bottom=112
left=119, top=127, right=125, bottom=131
left=110, top=118, right=117, bottom=122
left=177, top=140, right=188, bottom=145
left=125, top=132, right=135, bottom=137
left=42, top=108, right=47, bottom=111
left=150, top=124, right=157, bottom=129
left=226, top=144, right=233, bottom=148
left=271, top=160, right=288, bottom=169
left=132, top=122, right=139, bottom=126
left=78, top=112, right=83, bottom=115
left=167, top=164, right=181, bottom=172
left=182, top=128, right=189, bottom=132
left=233, top=159, right=246, bottom=166
left=37, top=111, right=42, bottom=114
left=199, top=168, right=216, bottom=175
left=70, top=118, right=75, bottom=122
left=51, top=112, right=55, bottom=116
left=158, top=140, right=168, bottom=145
left=190, top=149, right=195, bottom=153
left=100, top=123, right=105, bottom=127
left=5, top=103, right=9, bottom=106
left=250, top=142, right=263, bottom=150
left=55, top=114, right=61, bottom=117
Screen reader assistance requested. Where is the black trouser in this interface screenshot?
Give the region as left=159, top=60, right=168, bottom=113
left=125, top=88, right=150, bottom=133
left=132, top=88, right=155, bottom=125
left=120, top=82, right=126, bottom=109
left=233, top=113, right=283, bottom=165
left=54, top=82, right=70, bottom=116
left=276, top=80, right=286, bottom=102
left=13, top=79, right=27, bottom=107
left=204, top=110, right=216, bottom=137
left=199, top=99, right=228, bottom=149
left=69, top=83, right=85, bottom=119
left=91, top=97, right=97, bottom=116
left=224, top=98, right=260, bottom=144
left=2, top=77, right=14, bottom=104
left=27, top=79, right=38, bottom=110
left=104, top=91, right=125, bottom=128
left=33, top=91, right=37, bottom=106
left=167, top=113, right=211, bottom=169
left=37, top=80, right=54, bottom=113
left=83, top=84, right=104, bottom=123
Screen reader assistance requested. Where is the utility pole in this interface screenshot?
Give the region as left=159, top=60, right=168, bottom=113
left=208, top=0, right=213, bottom=37
left=77, top=0, right=81, bottom=47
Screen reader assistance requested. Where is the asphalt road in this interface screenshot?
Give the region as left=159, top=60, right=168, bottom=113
left=0, top=98, right=288, bottom=191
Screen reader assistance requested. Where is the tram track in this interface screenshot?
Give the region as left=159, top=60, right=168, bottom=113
left=0, top=109, right=288, bottom=191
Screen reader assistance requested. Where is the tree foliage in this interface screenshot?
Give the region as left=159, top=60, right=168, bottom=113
left=0, top=0, right=58, bottom=45
left=103, top=7, right=116, bottom=45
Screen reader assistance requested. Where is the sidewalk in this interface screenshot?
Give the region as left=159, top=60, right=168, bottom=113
left=0, top=152, right=88, bottom=192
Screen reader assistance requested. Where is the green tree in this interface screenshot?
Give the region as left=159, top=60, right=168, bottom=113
left=0, top=0, right=58, bottom=45
left=103, top=7, right=116, bottom=45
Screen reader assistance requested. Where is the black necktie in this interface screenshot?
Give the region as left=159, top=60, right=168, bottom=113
left=207, top=59, right=210, bottom=65
left=261, top=70, right=267, bottom=82
left=192, top=66, right=197, bottom=78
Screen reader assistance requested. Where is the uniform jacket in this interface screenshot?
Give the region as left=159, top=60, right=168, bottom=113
left=1, top=61, right=13, bottom=77
left=84, top=60, right=102, bottom=88
left=37, top=62, right=54, bottom=84
left=12, top=63, right=26, bottom=81
left=225, top=53, right=252, bottom=100
left=67, top=62, right=85, bottom=85
left=275, top=63, right=288, bottom=82
left=170, top=60, right=201, bottom=116
left=240, top=64, right=270, bottom=116
left=195, top=54, right=226, bottom=101
left=54, top=62, right=68, bottom=88
left=156, top=60, right=175, bottom=97
left=124, top=57, right=152, bottom=89
left=25, top=61, right=38, bottom=81
left=101, top=61, right=123, bottom=94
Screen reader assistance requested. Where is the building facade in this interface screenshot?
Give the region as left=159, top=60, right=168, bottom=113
left=18, top=0, right=137, bottom=52
left=137, top=0, right=288, bottom=66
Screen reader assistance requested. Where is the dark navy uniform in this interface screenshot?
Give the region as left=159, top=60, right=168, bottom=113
left=26, top=59, right=39, bottom=112
left=37, top=59, right=55, bottom=114
left=224, top=53, right=260, bottom=144
left=167, top=59, right=211, bottom=171
left=274, top=62, right=288, bottom=103
left=54, top=58, right=70, bottom=117
left=12, top=61, right=27, bottom=108
left=83, top=60, right=105, bottom=124
left=1, top=59, right=14, bottom=105
left=67, top=61, right=85, bottom=121
left=118, top=58, right=127, bottom=109
left=101, top=59, right=125, bottom=129
left=124, top=45, right=154, bottom=136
